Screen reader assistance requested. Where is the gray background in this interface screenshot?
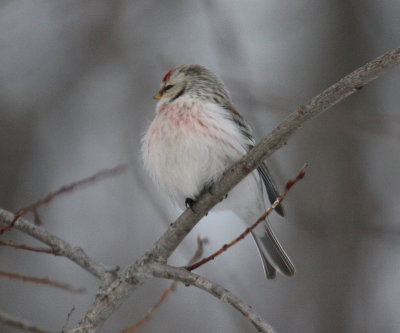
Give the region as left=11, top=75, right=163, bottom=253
left=1, top=1, right=399, bottom=332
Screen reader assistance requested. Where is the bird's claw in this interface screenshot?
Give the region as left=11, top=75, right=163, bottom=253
left=185, top=198, right=195, bottom=210
left=185, top=198, right=208, bottom=216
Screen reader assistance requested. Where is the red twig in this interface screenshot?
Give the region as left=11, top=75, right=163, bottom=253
left=0, top=311, right=54, bottom=333
left=122, top=167, right=305, bottom=332
left=187, top=166, right=307, bottom=271
left=61, top=306, right=76, bottom=333
left=0, top=240, right=59, bottom=255
left=0, top=270, right=86, bottom=294
left=0, top=164, right=128, bottom=234
left=121, top=236, right=208, bottom=333
left=121, top=282, right=178, bottom=333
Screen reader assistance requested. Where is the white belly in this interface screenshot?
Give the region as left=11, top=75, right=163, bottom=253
left=141, top=98, right=262, bottom=212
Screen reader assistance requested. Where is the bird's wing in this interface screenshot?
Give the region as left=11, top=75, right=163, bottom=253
left=257, top=162, right=284, bottom=216
left=224, top=104, right=284, bottom=216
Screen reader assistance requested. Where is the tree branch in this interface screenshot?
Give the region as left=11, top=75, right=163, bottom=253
left=147, top=47, right=400, bottom=262
left=121, top=236, right=207, bottom=332
left=187, top=166, right=306, bottom=271
left=0, top=209, right=116, bottom=283
left=0, top=164, right=128, bottom=234
left=71, top=47, right=400, bottom=332
left=0, top=310, right=55, bottom=333
left=0, top=270, right=85, bottom=294
left=149, top=262, right=276, bottom=333
left=0, top=239, right=60, bottom=255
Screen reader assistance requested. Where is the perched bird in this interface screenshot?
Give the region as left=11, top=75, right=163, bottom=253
left=141, top=64, right=294, bottom=279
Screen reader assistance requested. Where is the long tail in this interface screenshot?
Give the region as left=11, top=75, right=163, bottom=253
left=251, top=222, right=295, bottom=279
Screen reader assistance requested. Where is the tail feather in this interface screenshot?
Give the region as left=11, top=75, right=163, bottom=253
left=251, top=222, right=295, bottom=279
left=252, top=233, right=277, bottom=279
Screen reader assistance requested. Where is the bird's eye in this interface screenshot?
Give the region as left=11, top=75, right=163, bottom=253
left=164, top=85, right=174, bottom=91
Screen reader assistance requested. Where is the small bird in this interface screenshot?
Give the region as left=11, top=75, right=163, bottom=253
left=141, top=64, right=294, bottom=279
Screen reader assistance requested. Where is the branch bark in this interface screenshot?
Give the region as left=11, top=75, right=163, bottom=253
left=148, top=47, right=400, bottom=261
left=121, top=236, right=207, bottom=332
left=71, top=47, right=400, bottom=332
left=0, top=209, right=116, bottom=283
left=149, top=262, right=277, bottom=333
left=1, top=47, right=398, bottom=332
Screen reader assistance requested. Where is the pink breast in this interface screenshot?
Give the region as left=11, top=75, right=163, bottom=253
left=157, top=101, right=213, bottom=134
left=149, top=101, right=240, bottom=157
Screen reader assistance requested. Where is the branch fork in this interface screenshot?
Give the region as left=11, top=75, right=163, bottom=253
left=0, top=47, right=398, bottom=333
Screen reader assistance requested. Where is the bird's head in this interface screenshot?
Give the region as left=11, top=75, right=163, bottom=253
left=154, top=64, right=231, bottom=105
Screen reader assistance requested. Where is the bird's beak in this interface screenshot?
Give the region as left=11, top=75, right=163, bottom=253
left=153, top=91, right=162, bottom=100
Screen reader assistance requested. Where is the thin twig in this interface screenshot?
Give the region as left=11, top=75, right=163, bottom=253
left=121, top=236, right=208, bottom=333
left=187, top=166, right=306, bottom=271
left=0, top=270, right=85, bottom=294
left=0, top=239, right=59, bottom=255
left=0, top=164, right=128, bottom=234
left=121, top=283, right=177, bottom=333
left=61, top=306, right=76, bottom=333
left=0, top=310, right=55, bottom=333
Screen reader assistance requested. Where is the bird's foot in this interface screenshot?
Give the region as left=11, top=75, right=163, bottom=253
left=185, top=198, right=195, bottom=209
left=185, top=197, right=208, bottom=216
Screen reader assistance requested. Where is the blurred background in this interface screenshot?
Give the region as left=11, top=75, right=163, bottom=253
left=0, top=1, right=399, bottom=332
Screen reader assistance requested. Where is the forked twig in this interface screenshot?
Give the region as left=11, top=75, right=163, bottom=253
left=145, top=168, right=305, bottom=332
left=121, top=236, right=208, bottom=333
left=0, top=208, right=113, bottom=281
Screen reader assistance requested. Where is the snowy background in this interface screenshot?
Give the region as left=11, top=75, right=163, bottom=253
left=0, top=1, right=399, bottom=332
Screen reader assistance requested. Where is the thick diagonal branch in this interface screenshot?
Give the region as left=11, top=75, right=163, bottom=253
left=148, top=46, right=400, bottom=260
left=73, top=47, right=400, bottom=332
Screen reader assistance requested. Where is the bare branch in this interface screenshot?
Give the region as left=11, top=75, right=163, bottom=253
left=187, top=166, right=306, bottom=271
left=61, top=306, right=76, bottom=333
left=149, top=262, right=276, bottom=333
left=147, top=47, right=400, bottom=262
left=0, top=209, right=115, bottom=282
left=0, top=239, right=59, bottom=255
left=0, top=310, right=55, bottom=333
left=0, top=164, right=128, bottom=234
left=0, top=270, right=85, bottom=294
left=129, top=165, right=304, bottom=331
left=0, top=165, right=127, bottom=281
left=121, top=282, right=178, bottom=333
left=69, top=47, right=400, bottom=331
left=122, top=236, right=208, bottom=332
